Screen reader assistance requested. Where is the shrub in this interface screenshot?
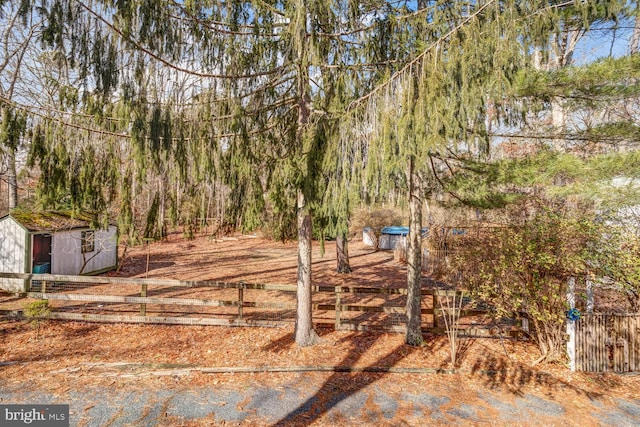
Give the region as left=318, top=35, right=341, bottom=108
left=24, top=300, right=51, bottom=340
left=600, top=228, right=640, bottom=312
left=451, top=208, right=604, bottom=364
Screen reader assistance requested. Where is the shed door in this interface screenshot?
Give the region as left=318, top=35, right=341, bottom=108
left=32, top=234, right=52, bottom=273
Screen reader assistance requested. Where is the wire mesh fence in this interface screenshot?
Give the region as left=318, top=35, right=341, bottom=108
left=1, top=273, right=426, bottom=331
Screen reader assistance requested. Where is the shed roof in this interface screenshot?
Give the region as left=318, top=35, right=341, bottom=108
left=2, top=210, right=95, bottom=232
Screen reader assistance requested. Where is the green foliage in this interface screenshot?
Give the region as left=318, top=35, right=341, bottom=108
left=8, top=0, right=564, bottom=245
left=451, top=204, right=606, bottom=363
left=443, top=150, right=640, bottom=212
left=24, top=299, right=50, bottom=319
left=515, top=54, right=640, bottom=101
left=580, top=122, right=640, bottom=142
left=143, top=193, right=164, bottom=240
left=597, top=223, right=640, bottom=312
left=27, top=124, right=113, bottom=226
left=118, top=169, right=135, bottom=241
left=265, top=165, right=298, bottom=242
left=613, top=235, right=640, bottom=311
left=1, top=107, right=27, bottom=151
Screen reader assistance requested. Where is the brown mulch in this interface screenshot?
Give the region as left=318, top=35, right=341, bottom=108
left=1, top=318, right=639, bottom=426
left=1, top=231, right=639, bottom=421
left=114, top=231, right=407, bottom=288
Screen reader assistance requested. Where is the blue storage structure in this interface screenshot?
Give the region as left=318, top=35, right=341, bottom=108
left=32, top=262, right=51, bottom=274
left=380, top=226, right=409, bottom=236
left=363, top=225, right=429, bottom=250
left=379, top=226, right=406, bottom=250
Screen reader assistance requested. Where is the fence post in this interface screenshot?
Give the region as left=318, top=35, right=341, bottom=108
left=335, top=286, right=341, bottom=330
left=238, top=281, right=245, bottom=321
left=140, top=283, right=147, bottom=316
left=141, top=238, right=152, bottom=316
left=432, top=291, right=438, bottom=329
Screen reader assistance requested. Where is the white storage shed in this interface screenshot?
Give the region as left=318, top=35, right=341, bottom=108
left=0, top=211, right=118, bottom=292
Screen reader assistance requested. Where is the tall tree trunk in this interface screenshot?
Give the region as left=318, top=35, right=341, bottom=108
left=158, top=177, right=165, bottom=238
left=295, top=189, right=320, bottom=346
left=292, top=0, right=319, bottom=346
left=335, top=187, right=351, bottom=273
left=548, top=28, right=581, bottom=151
left=7, top=149, right=18, bottom=210
left=1, top=106, right=19, bottom=210
left=406, top=156, right=424, bottom=346
left=336, top=232, right=351, bottom=274
left=549, top=40, right=567, bottom=151
left=3, top=15, right=37, bottom=211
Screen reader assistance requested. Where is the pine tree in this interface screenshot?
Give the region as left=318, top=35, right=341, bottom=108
left=9, top=0, right=633, bottom=349
left=341, top=0, right=593, bottom=345
left=524, top=0, right=625, bottom=145
left=5, top=0, right=425, bottom=346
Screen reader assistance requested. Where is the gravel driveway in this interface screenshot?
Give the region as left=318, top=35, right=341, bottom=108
left=2, top=368, right=639, bottom=426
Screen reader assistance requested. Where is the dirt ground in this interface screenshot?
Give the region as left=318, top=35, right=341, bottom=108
left=114, top=231, right=408, bottom=289
left=1, top=231, right=639, bottom=425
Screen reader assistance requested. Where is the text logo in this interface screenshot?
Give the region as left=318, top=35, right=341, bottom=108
left=1, top=405, right=69, bottom=426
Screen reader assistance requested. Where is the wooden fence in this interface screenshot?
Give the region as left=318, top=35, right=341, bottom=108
left=575, top=314, right=640, bottom=373
left=0, top=272, right=519, bottom=336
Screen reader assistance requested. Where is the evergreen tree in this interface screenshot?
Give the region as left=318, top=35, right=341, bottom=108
left=339, top=0, right=628, bottom=345
left=342, top=0, right=524, bottom=345
left=4, top=0, right=426, bottom=346
left=7, top=0, right=635, bottom=349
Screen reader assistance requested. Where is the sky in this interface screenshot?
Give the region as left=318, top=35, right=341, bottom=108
left=573, top=18, right=635, bottom=65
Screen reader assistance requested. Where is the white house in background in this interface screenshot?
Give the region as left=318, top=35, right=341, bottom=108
left=0, top=211, right=118, bottom=292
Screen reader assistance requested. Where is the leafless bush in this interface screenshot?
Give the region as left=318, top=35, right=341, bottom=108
left=349, top=206, right=404, bottom=249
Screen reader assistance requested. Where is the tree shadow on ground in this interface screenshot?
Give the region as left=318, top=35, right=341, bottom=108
left=415, top=333, right=476, bottom=372
left=262, top=331, right=296, bottom=354
left=271, top=331, right=420, bottom=426
left=467, top=340, right=607, bottom=400
left=261, top=327, right=335, bottom=354
left=451, top=336, right=475, bottom=368
left=209, top=252, right=377, bottom=284
left=0, top=319, right=103, bottom=365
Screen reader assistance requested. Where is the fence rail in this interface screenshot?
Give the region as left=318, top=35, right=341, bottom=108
left=0, top=272, right=520, bottom=336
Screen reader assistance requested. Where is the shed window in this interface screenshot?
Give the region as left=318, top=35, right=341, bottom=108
left=81, top=231, right=95, bottom=253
